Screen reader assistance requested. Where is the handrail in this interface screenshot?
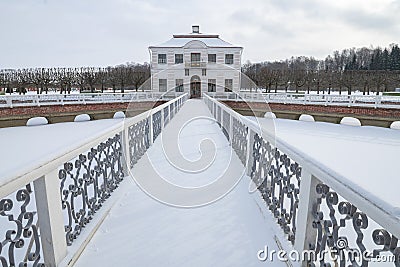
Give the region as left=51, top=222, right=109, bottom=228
left=203, top=93, right=400, bottom=266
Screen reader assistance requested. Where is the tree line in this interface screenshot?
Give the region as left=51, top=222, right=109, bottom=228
left=242, top=44, right=400, bottom=94
left=0, top=63, right=150, bottom=95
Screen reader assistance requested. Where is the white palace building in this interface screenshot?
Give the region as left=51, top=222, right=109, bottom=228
left=149, top=26, right=243, bottom=97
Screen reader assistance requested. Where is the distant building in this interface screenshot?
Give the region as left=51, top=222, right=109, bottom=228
left=148, top=26, right=243, bottom=97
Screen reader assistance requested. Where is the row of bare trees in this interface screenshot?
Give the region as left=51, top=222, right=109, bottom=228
left=242, top=64, right=400, bottom=95
left=0, top=63, right=150, bottom=95
left=242, top=44, right=400, bottom=95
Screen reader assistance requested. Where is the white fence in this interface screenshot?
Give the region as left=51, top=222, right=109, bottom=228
left=0, top=92, right=184, bottom=108
left=0, top=93, right=188, bottom=266
left=208, top=92, right=400, bottom=109
left=203, top=93, right=400, bottom=266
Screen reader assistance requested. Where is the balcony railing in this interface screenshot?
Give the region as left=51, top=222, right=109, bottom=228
left=0, top=93, right=188, bottom=266
left=203, top=93, right=400, bottom=266
left=184, top=61, right=207, bottom=68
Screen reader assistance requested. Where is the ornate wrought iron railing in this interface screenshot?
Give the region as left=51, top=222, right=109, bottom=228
left=203, top=93, right=400, bottom=266
left=207, top=91, right=400, bottom=109
left=0, top=93, right=188, bottom=266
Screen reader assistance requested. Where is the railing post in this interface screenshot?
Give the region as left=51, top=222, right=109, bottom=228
left=149, top=111, right=154, bottom=146
left=229, top=113, right=233, bottom=145
left=245, top=129, right=256, bottom=176
left=160, top=107, right=164, bottom=130
left=33, top=170, right=67, bottom=267
left=7, top=97, right=12, bottom=108
left=294, top=170, right=319, bottom=266
left=121, top=127, right=131, bottom=175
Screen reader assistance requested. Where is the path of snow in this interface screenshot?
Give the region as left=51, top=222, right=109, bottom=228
left=74, top=100, right=286, bottom=267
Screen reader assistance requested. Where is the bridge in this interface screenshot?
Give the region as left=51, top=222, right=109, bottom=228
left=0, top=93, right=399, bottom=266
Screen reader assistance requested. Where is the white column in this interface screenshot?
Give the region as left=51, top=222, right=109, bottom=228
left=122, top=128, right=131, bottom=176
left=294, top=170, right=319, bottom=266
left=34, top=170, right=67, bottom=267
left=245, top=129, right=256, bottom=176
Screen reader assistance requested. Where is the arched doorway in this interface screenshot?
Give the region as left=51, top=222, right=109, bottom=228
left=190, top=75, right=201, bottom=98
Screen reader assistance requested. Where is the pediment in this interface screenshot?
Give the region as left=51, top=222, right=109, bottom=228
left=183, top=40, right=207, bottom=49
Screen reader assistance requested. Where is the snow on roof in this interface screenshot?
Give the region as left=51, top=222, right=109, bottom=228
left=150, top=34, right=242, bottom=48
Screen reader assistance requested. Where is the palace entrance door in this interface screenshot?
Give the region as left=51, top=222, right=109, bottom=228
left=190, top=75, right=201, bottom=98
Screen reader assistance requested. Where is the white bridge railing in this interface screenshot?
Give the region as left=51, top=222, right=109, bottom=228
left=203, top=93, right=400, bottom=266
left=0, top=93, right=188, bottom=266
left=0, top=92, right=184, bottom=108
left=207, top=92, right=400, bottom=109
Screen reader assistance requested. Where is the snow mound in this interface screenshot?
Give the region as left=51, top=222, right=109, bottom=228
left=26, top=117, right=48, bottom=126
left=113, top=111, right=126, bottom=119
left=299, top=114, right=315, bottom=122
left=340, top=117, right=361, bottom=126
left=74, top=114, right=91, bottom=122
left=264, top=112, right=276, bottom=119
left=390, top=121, right=400, bottom=130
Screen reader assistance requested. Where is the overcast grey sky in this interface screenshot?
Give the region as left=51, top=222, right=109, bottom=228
left=1, top=0, right=399, bottom=68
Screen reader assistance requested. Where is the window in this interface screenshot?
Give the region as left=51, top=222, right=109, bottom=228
left=159, top=79, right=167, bottom=92
left=208, top=54, right=216, bottom=63
left=225, top=54, right=234, bottom=65
left=191, top=53, right=201, bottom=62
left=175, top=54, right=183, bottom=64
left=185, top=69, right=189, bottom=76
left=158, top=54, right=167, bottom=64
left=208, top=79, right=216, bottom=92
left=175, top=79, right=184, bottom=92
left=225, top=79, right=233, bottom=92
left=202, top=69, right=207, bottom=76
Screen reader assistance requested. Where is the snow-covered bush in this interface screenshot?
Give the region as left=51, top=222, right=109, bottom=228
left=299, top=114, right=315, bottom=122
left=74, top=114, right=91, bottom=122
left=390, top=121, right=400, bottom=130
left=340, top=117, right=361, bottom=126
left=26, top=117, right=48, bottom=126
left=113, top=111, right=126, bottom=119
left=264, top=112, right=276, bottom=119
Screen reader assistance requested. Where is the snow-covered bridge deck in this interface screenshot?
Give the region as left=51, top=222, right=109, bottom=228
left=74, top=100, right=286, bottom=266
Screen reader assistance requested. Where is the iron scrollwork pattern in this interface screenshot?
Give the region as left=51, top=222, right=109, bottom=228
left=128, top=118, right=150, bottom=168
left=250, top=133, right=301, bottom=244
left=222, top=110, right=230, bottom=141
left=309, top=183, right=400, bottom=266
left=59, top=133, right=124, bottom=246
left=232, top=117, right=248, bottom=165
left=152, top=110, right=162, bottom=142
left=0, top=184, right=44, bottom=266
left=163, top=106, right=169, bottom=126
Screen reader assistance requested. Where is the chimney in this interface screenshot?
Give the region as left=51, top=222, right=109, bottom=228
left=192, top=25, right=199, bottom=33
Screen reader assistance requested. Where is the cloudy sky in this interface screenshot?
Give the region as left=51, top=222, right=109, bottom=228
left=1, top=0, right=399, bottom=68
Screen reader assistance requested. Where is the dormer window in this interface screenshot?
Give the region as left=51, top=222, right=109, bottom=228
left=192, top=25, right=199, bottom=33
